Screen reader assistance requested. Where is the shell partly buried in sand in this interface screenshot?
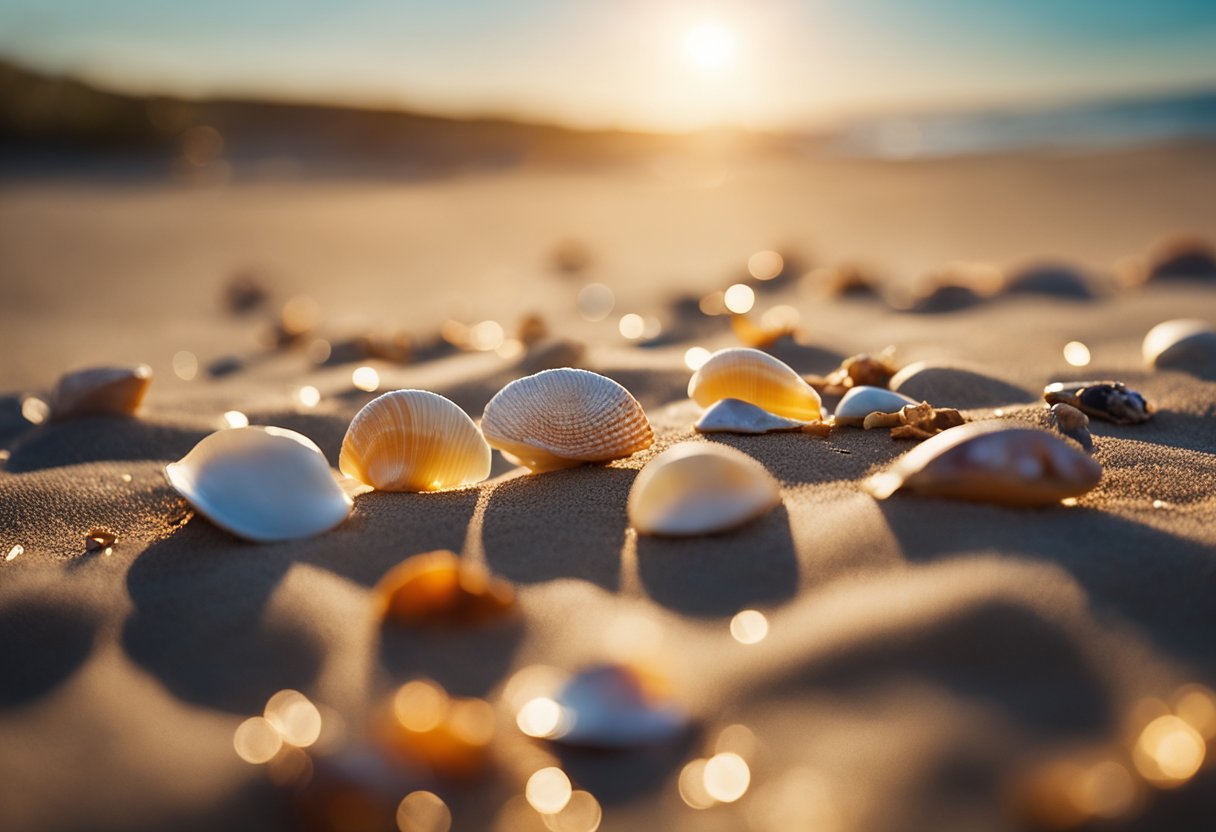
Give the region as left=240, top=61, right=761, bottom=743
left=865, top=422, right=1102, bottom=507
left=1043, top=381, right=1150, bottom=425
left=340, top=389, right=491, bottom=491
left=548, top=664, right=689, bottom=749
left=694, top=398, right=808, bottom=434
left=166, top=426, right=352, bottom=542
left=628, top=441, right=781, bottom=536
left=51, top=364, right=152, bottom=420
left=1142, top=319, right=1216, bottom=377
left=688, top=347, right=822, bottom=421
left=480, top=368, right=653, bottom=472
left=834, top=386, right=920, bottom=427
left=374, top=550, right=515, bottom=628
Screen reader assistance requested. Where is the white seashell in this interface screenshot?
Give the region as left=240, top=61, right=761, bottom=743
left=688, top=347, right=822, bottom=420
left=834, top=386, right=920, bottom=426
left=694, top=398, right=808, bottom=434
left=51, top=364, right=152, bottom=420
left=549, top=664, right=689, bottom=748
left=166, top=426, right=352, bottom=542
left=480, top=368, right=653, bottom=472
left=1142, top=318, right=1216, bottom=375
left=628, top=441, right=781, bottom=536
left=865, top=422, right=1101, bottom=507
left=340, top=390, right=491, bottom=491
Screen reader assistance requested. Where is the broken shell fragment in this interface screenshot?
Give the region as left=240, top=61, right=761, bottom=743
left=1049, top=403, right=1093, bottom=452
left=84, top=528, right=117, bottom=554
left=628, top=442, right=781, bottom=536
left=340, top=390, right=491, bottom=491
left=805, top=348, right=899, bottom=397
left=834, top=386, right=919, bottom=427
left=546, top=664, right=689, bottom=749
left=50, top=365, right=152, bottom=420
left=166, top=426, right=352, bottom=542
left=694, top=398, right=809, bottom=435
left=865, top=422, right=1102, bottom=507
left=1142, top=319, right=1216, bottom=378
left=480, top=368, right=653, bottom=472
left=863, top=402, right=966, bottom=440
left=374, top=550, right=515, bottom=628
left=1043, top=381, right=1151, bottom=425
left=688, top=347, right=822, bottom=420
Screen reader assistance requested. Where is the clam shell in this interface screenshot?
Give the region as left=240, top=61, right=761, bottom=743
left=1142, top=319, right=1216, bottom=377
left=865, top=422, right=1101, bottom=507
left=628, top=441, right=781, bottom=536
left=694, top=398, right=808, bottom=434
left=688, top=347, right=821, bottom=420
left=549, top=664, right=689, bottom=749
left=480, top=368, right=653, bottom=472
left=340, top=390, right=491, bottom=491
left=166, top=426, right=352, bottom=542
left=834, top=386, right=919, bottom=426
left=51, top=364, right=152, bottom=420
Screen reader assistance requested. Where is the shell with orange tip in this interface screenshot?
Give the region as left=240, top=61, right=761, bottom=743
left=480, top=368, right=653, bottom=472
left=51, top=364, right=152, bottom=420
left=374, top=550, right=515, bottom=628
left=865, top=422, right=1101, bottom=507
left=687, top=347, right=821, bottom=420
left=340, top=390, right=491, bottom=492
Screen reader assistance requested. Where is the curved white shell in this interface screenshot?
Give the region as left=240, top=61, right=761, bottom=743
left=1142, top=319, right=1216, bottom=369
left=550, top=664, right=688, bottom=749
left=688, top=348, right=821, bottom=420
left=834, top=386, right=919, bottom=426
left=166, top=426, right=352, bottom=542
left=340, top=390, right=491, bottom=491
left=628, top=442, right=781, bottom=536
left=865, top=422, right=1101, bottom=507
left=694, top=398, right=808, bottom=434
left=51, top=364, right=152, bottom=420
left=481, top=368, right=653, bottom=472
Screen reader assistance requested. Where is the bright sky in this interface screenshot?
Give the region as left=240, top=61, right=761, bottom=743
left=2, top=0, right=1216, bottom=131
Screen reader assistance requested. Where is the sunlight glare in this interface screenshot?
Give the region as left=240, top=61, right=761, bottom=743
left=685, top=21, right=736, bottom=73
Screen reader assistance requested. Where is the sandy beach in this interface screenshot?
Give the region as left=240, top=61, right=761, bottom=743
left=2, top=143, right=1216, bottom=832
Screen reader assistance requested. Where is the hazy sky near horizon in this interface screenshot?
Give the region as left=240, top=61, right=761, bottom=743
left=2, top=0, right=1216, bottom=130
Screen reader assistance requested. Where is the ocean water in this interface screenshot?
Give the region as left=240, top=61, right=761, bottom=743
left=832, top=89, right=1216, bottom=158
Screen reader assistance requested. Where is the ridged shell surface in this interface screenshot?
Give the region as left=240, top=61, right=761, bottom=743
left=628, top=441, right=781, bottom=536
left=865, top=422, right=1101, bottom=507
left=166, top=426, right=352, bottom=542
left=834, top=386, right=919, bottom=426
left=51, top=364, right=152, bottom=420
left=687, top=348, right=821, bottom=420
left=480, top=368, right=653, bottom=472
left=340, top=390, right=491, bottom=491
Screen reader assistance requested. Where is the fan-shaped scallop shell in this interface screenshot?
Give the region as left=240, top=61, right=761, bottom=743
left=628, top=441, right=781, bottom=536
left=480, top=368, right=653, bottom=472
left=51, top=364, right=152, bottom=420
left=865, top=422, right=1101, bottom=507
left=166, top=426, right=352, bottom=542
left=687, top=347, right=821, bottom=420
left=340, top=390, right=491, bottom=491
left=834, top=386, right=919, bottom=426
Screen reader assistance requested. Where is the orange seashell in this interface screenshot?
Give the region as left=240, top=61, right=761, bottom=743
left=374, top=550, right=515, bottom=628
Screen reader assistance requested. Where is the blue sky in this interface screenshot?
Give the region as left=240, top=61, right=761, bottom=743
left=2, top=0, right=1215, bottom=130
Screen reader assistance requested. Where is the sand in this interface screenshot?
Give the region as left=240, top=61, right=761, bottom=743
left=1, top=145, right=1215, bottom=832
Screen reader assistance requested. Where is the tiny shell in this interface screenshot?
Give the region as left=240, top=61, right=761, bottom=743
left=694, top=398, right=808, bottom=434
left=865, top=422, right=1101, bottom=507
left=480, top=368, right=653, bottom=472
left=1043, top=381, right=1150, bottom=425
left=374, top=550, right=515, bottom=628
left=687, top=347, right=821, bottom=420
left=547, top=664, right=689, bottom=749
left=1142, top=319, right=1216, bottom=377
left=51, top=365, right=152, bottom=420
left=1049, top=403, right=1093, bottom=452
left=340, top=390, right=491, bottom=491
left=834, top=386, right=919, bottom=426
left=628, top=442, right=781, bottom=536
left=166, top=426, right=352, bottom=542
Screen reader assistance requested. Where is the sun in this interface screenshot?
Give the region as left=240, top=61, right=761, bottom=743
left=684, top=20, right=736, bottom=73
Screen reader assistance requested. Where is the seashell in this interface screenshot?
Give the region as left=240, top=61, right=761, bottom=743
left=687, top=347, right=822, bottom=421
left=628, top=442, right=781, bottom=536
left=1144, top=234, right=1216, bottom=283
left=1001, top=262, right=1096, bottom=300
left=374, top=550, right=515, bottom=628
left=1049, top=403, right=1092, bottom=452
left=166, top=426, right=352, bottom=542
left=546, top=664, right=689, bottom=749
left=694, top=398, right=808, bottom=434
left=375, top=680, right=495, bottom=780
left=1142, top=319, right=1216, bottom=379
left=1043, top=381, right=1150, bottom=425
left=865, top=422, right=1101, bottom=507
left=834, top=386, right=919, bottom=426
left=890, top=360, right=1031, bottom=409
left=50, top=364, right=152, bottom=420
left=340, top=390, right=491, bottom=491
left=480, top=368, right=653, bottom=472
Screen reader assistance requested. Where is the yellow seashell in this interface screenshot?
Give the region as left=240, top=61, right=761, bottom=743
left=51, top=364, right=152, bottom=420
left=628, top=442, right=781, bottom=536
left=687, top=347, right=821, bottom=420
left=340, top=390, right=491, bottom=492
left=481, top=368, right=654, bottom=472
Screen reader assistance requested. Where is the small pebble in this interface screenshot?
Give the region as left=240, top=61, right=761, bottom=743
left=5, top=545, right=22, bottom=561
